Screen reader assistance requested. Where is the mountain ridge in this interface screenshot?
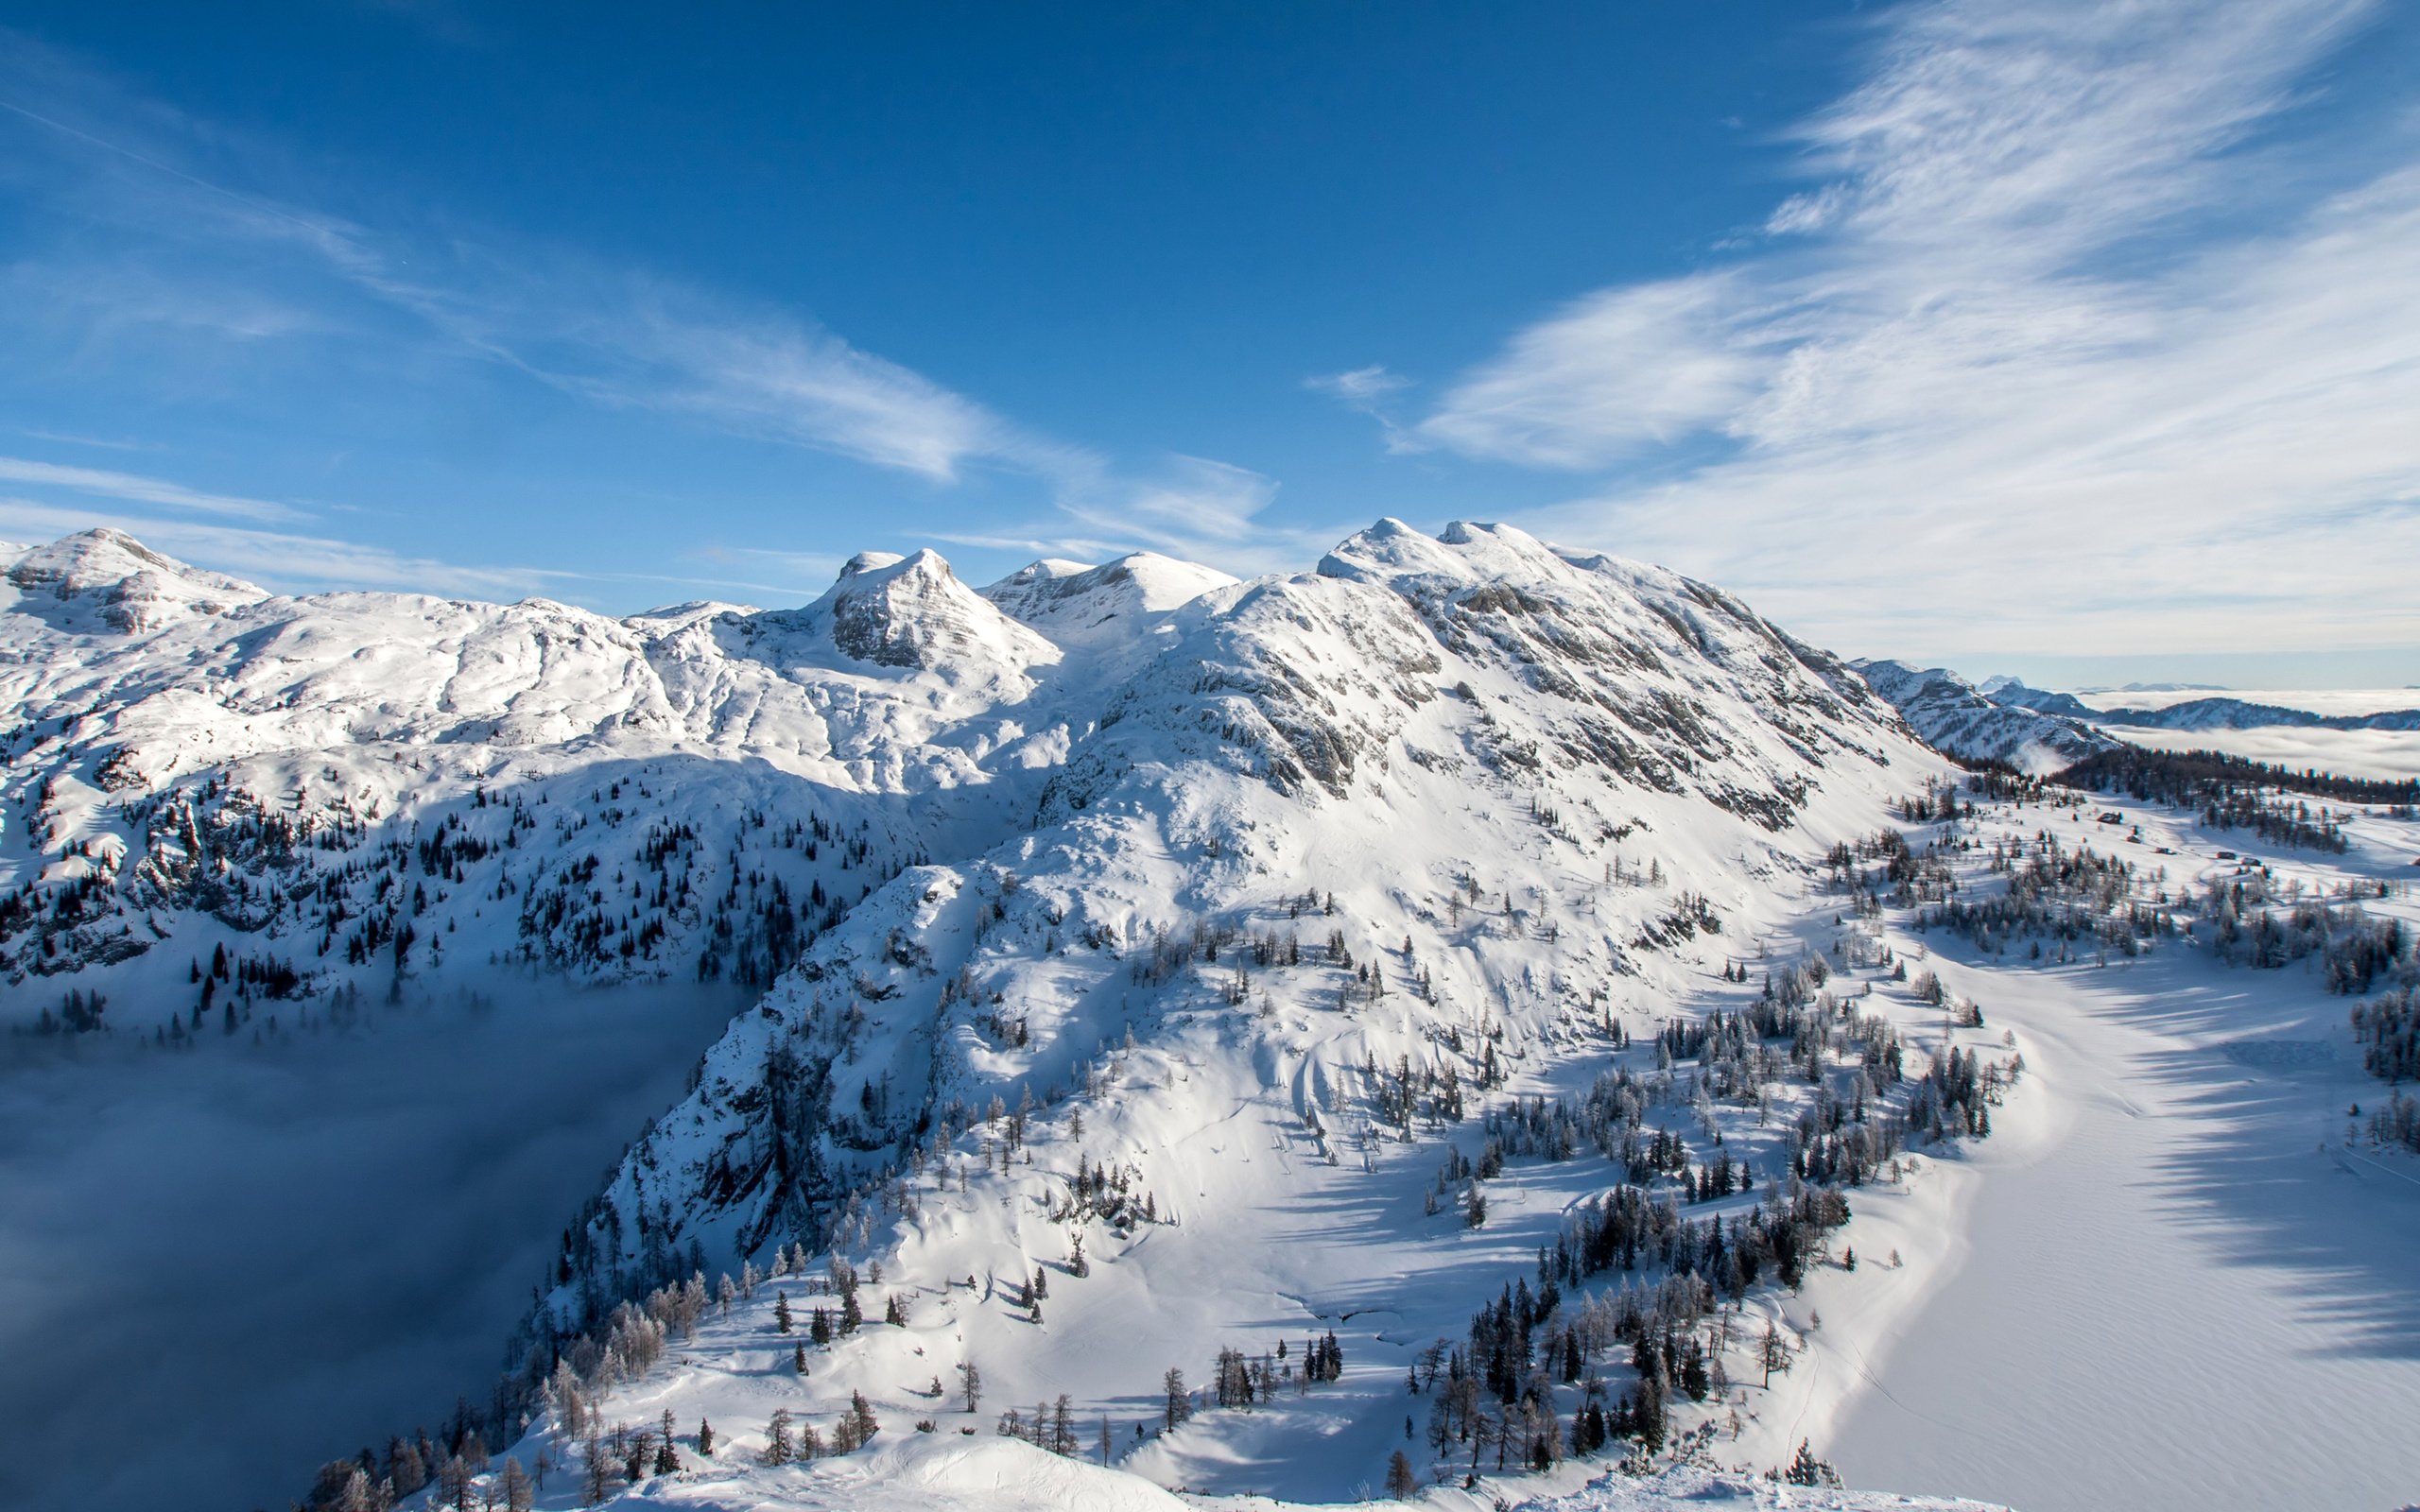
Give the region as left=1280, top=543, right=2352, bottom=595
left=2, top=521, right=2010, bottom=1511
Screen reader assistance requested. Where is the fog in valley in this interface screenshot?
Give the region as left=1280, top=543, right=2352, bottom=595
left=0, top=978, right=746, bottom=1512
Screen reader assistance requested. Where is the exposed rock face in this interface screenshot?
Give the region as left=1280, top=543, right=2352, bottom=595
left=1852, top=657, right=2120, bottom=772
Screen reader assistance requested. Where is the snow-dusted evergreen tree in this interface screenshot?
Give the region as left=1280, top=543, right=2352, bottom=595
left=762, top=1408, right=794, bottom=1466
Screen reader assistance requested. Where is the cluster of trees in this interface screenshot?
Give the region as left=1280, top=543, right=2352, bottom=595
left=1660, top=965, right=1904, bottom=1101
left=1630, top=892, right=1722, bottom=951
left=2198, top=792, right=2347, bottom=853
left=580, top=1409, right=690, bottom=1503
left=761, top=1394, right=878, bottom=1467
left=1043, top=1149, right=1158, bottom=1228
left=2364, top=1093, right=2420, bottom=1156
left=1824, top=828, right=1958, bottom=911
left=2354, top=986, right=2420, bottom=1153
left=994, top=1395, right=1094, bottom=1457
left=26, top=987, right=107, bottom=1035
left=1211, top=1332, right=1345, bottom=1408
left=2355, top=986, right=2420, bottom=1083
left=2057, top=746, right=2420, bottom=809
left=1367, top=1050, right=1472, bottom=1133
left=304, top=1412, right=539, bottom=1511
left=1921, top=835, right=2170, bottom=957
left=1902, top=1046, right=2010, bottom=1143
left=2203, top=878, right=2412, bottom=994
left=1894, top=777, right=1972, bottom=824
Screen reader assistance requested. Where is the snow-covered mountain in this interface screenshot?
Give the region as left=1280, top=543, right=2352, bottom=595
left=2089, top=696, right=2420, bottom=732
left=1966, top=679, right=2098, bottom=722
left=5, top=522, right=2031, bottom=1510
left=1845, top=660, right=2117, bottom=773
left=1848, top=661, right=2420, bottom=773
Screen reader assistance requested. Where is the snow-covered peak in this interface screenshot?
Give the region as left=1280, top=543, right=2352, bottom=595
left=839, top=549, right=908, bottom=577
left=3, top=526, right=267, bottom=633
left=800, top=546, right=1057, bottom=676
left=979, top=557, right=1097, bottom=597
left=980, top=551, right=1237, bottom=646
left=1319, top=518, right=1620, bottom=597
left=1315, top=515, right=1463, bottom=583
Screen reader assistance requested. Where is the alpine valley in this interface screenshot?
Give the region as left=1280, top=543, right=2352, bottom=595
left=6, top=521, right=2414, bottom=1512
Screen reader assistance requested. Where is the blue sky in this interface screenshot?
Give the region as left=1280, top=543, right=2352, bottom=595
left=1, top=1, right=2415, bottom=686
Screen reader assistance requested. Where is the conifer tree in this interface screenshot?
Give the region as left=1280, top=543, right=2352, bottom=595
left=1760, top=1322, right=1792, bottom=1388
left=1635, top=1375, right=1667, bottom=1455
left=500, top=1456, right=534, bottom=1512
left=581, top=1432, right=614, bottom=1504
left=773, top=1291, right=793, bottom=1333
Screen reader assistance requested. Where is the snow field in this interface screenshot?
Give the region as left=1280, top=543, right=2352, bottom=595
left=1829, top=790, right=2420, bottom=1511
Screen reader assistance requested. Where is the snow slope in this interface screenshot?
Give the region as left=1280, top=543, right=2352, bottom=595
left=603, top=1432, right=2005, bottom=1512
left=1826, top=789, right=2420, bottom=1512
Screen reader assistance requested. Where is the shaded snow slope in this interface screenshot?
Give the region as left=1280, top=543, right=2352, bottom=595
left=1826, top=785, right=2420, bottom=1512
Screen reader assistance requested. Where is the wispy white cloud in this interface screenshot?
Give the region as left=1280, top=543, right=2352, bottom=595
left=0, top=497, right=562, bottom=597
left=1412, top=276, right=1772, bottom=468
left=0, top=34, right=1066, bottom=491
left=0, top=456, right=302, bottom=523
left=1305, top=363, right=1410, bottom=414
left=1057, top=455, right=1335, bottom=576
left=0, top=28, right=1319, bottom=593
left=13, top=428, right=147, bottom=452
left=926, top=530, right=1132, bottom=565
left=1391, top=0, right=2419, bottom=661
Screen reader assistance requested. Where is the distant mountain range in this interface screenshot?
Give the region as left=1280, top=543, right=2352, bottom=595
left=1852, top=660, right=2420, bottom=770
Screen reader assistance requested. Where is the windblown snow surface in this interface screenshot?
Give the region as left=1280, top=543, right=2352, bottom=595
left=3, top=522, right=2414, bottom=1512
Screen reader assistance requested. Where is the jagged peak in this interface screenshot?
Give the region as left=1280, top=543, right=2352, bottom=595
left=801, top=543, right=1051, bottom=675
